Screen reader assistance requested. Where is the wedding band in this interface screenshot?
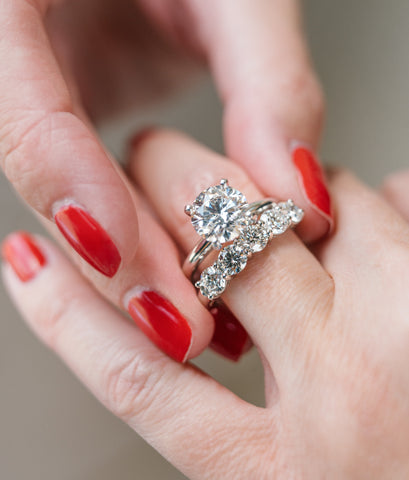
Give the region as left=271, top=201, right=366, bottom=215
left=182, top=197, right=274, bottom=280
left=183, top=179, right=304, bottom=302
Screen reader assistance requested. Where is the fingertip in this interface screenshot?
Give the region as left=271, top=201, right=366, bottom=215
left=124, top=285, right=214, bottom=363
left=209, top=303, right=252, bottom=362
left=1, top=231, right=47, bottom=283
left=293, top=210, right=333, bottom=244
left=128, top=127, right=158, bottom=153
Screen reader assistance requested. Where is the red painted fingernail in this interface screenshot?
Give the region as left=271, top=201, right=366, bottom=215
left=54, top=205, right=121, bottom=277
left=292, top=146, right=333, bottom=227
left=210, top=304, right=252, bottom=362
left=127, top=290, right=192, bottom=362
left=1, top=232, right=46, bottom=282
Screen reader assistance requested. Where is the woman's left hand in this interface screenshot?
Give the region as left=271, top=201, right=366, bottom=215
left=4, top=132, right=409, bottom=479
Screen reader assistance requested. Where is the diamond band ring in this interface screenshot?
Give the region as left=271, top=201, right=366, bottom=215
left=183, top=179, right=304, bottom=302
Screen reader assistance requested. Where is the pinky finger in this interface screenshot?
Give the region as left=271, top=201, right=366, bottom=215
left=1, top=232, right=271, bottom=480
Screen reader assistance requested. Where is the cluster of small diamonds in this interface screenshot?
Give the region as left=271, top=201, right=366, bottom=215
left=195, top=200, right=304, bottom=300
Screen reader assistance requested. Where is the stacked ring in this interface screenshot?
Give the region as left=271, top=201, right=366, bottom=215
left=183, top=179, right=304, bottom=303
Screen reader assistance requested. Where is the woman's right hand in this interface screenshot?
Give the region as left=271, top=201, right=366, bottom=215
left=4, top=131, right=409, bottom=479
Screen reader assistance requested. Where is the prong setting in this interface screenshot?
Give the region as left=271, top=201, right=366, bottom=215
left=188, top=179, right=247, bottom=245
left=184, top=204, right=194, bottom=216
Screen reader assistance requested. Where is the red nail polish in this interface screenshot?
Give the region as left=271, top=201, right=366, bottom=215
left=128, top=290, right=192, bottom=362
left=210, top=304, right=252, bottom=362
left=1, top=232, right=46, bottom=282
left=292, top=146, right=333, bottom=221
left=54, top=205, right=121, bottom=278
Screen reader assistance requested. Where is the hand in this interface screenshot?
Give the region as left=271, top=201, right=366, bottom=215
left=4, top=131, right=409, bottom=479
left=0, top=0, right=331, bottom=361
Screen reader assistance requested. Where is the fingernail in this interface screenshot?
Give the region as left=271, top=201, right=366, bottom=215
left=210, top=304, right=252, bottom=362
left=292, top=145, right=333, bottom=227
left=127, top=289, right=192, bottom=362
left=1, top=232, right=46, bottom=282
left=54, top=204, right=121, bottom=277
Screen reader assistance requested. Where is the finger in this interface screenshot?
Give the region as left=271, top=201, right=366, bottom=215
left=381, top=169, right=409, bottom=222
left=316, top=168, right=409, bottom=282
left=139, top=0, right=333, bottom=242
left=1, top=233, right=273, bottom=480
left=128, top=129, right=331, bottom=367
left=0, top=1, right=216, bottom=362
left=0, top=0, right=138, bottom=277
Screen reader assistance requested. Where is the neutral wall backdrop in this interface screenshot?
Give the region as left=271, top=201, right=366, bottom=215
left=2, top=1, right=409, bottom=479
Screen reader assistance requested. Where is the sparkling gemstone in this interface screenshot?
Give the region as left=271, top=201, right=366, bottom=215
left=261, top=207, right=291, bottom=235
left=218, top=244, right=248, bottom=276
left=190, top=183, right=247, bottom=246
left=196, top=265, right=227, bottom=299
left=238, top=223, right=270, bottom=253
left=279, top=200, right=304, bottom=225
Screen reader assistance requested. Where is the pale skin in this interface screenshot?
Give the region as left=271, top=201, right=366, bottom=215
left=4, top=129, right=409, bottom=479
left=4, top=1, right=409, bottom=477
left=0, top=0, right=329, bottom=358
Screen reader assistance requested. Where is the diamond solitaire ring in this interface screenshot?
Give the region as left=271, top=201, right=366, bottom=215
left=183, top=179, right=304, bottom=302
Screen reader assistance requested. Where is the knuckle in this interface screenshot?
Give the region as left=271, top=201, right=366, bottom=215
left=281, top=69, right=325, bottom=126
left=102, top=349, right=167, bottom=422
left=34, top=289, right=80, bottom=350
left=1, top=109, right=75, bottom=212
left=2, top=112, right=51, bottom=191
left=286, top=69, right=324, bottom=107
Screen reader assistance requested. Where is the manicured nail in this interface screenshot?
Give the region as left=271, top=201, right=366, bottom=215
left=127, top=290, right=192, bottom=362
left=54, top=205, right=121, bottom=277
left=292, top=146, right=333, bottom=226
left=1, top=232, right=46, bottom=282
left=210, top=304, right=252, bottom=362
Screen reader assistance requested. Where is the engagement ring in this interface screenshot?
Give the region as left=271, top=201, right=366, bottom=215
left=183, top=179, right=304, bottom=302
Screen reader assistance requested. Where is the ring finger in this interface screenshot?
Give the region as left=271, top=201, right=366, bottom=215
left=128, top=129, right=333, bottom=370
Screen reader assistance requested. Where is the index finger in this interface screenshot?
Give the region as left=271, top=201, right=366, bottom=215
left=140, top=0, right=333, bottom=242
left=0, top=0, right=137, bottom=276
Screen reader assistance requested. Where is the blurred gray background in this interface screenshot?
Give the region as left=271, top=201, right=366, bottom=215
left=1, top=1, right=409, bottom=478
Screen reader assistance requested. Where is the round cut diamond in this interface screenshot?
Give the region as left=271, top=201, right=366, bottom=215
left=238, top=223, right=270, bottom=253
left=218, top=244, right=248, bottom=276
left=279, top=200, right=304, bottom=225
left=190, top=183, right=247, bottom=246
left=261, top=208, right=291, bottom=235
left=196, top=266, right=227, bottom=300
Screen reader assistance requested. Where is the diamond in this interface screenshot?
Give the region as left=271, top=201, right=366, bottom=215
left=261, top=207, right=291, bottom=235
left=189, top=181, right=247, bottom=246
left=196, top=265, right=227, bottom=300
left=218, top=244, right=248, bottom=276
left=238, top=223, right=270, bottom=253
left=279, top=200, right=304, bottom=225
